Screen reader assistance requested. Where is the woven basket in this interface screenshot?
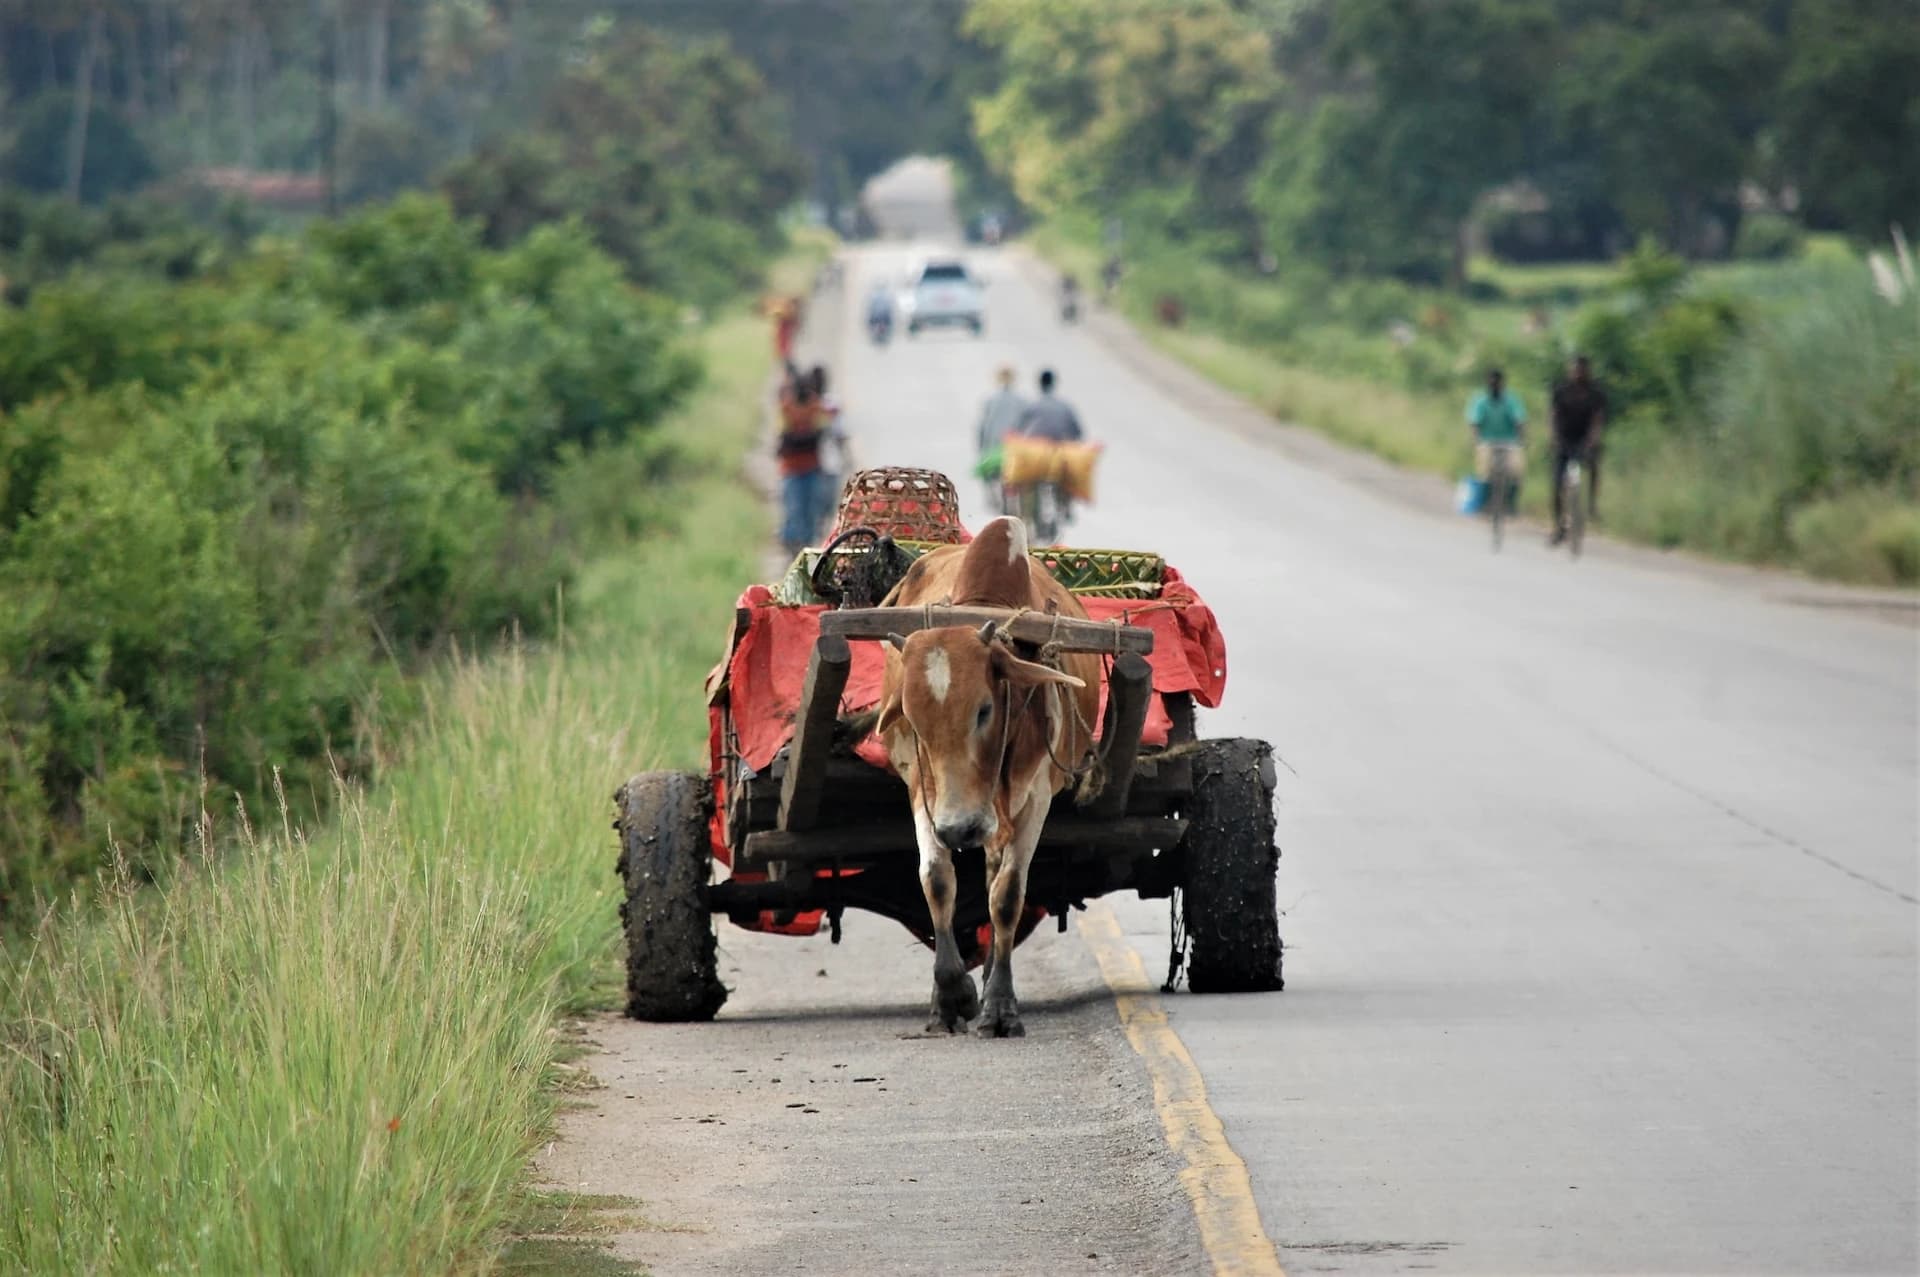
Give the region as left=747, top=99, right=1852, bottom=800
left=1033, top=548, right=1164, bottom=597
left=829, top=468, right=968, bottom=544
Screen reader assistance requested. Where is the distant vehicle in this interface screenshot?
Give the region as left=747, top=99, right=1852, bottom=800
left=867, top=286, right=894, bottom=346
left=905, top=259, right=985, bottom=337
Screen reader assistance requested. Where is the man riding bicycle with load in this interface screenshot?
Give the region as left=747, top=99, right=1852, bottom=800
left=1549, top=354, right=1608, bottom=541
left=1008, top=369, right=1086, bottom=537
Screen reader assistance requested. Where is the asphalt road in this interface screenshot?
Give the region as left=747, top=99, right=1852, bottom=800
left=544, top=163, right=1918, bottom=1275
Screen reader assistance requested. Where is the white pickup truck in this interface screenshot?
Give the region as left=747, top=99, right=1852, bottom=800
left=904, top=259, right=985, bottom=337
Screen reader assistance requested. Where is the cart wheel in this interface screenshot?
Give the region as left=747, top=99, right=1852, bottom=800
left=615, top=771, right=727, bottom=1022
left=1179, top=739, right=1284, bottom=994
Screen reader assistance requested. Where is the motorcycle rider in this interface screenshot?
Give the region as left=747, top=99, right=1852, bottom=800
left=866, top=283, right=893, bottom=342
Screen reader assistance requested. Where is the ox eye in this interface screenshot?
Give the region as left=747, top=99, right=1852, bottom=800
left=975, top=701, right=993, bottom=731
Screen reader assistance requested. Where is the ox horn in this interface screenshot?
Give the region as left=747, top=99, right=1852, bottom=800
left=977, top=621, right=999, bottom=646
left=886, top=632, right=907, bottom=651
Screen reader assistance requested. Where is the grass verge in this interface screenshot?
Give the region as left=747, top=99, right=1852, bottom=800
left=1035, top=224, right=1918, bottom=585
left=0, top=239, right=821, bottom=1273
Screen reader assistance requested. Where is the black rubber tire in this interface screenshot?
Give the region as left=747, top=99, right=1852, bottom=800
left=1179, top=738, right=1285, bottom=994
left=614, top=771, right=727, bottom=1021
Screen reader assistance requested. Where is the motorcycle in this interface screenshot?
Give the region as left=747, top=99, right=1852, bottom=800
left=1060, top=294, right=1080, bottom=324
left=868, top=313, right=892, bottom=346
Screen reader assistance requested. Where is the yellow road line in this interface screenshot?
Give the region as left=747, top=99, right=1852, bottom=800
left=1081, top=902, right=1287, bottom=1277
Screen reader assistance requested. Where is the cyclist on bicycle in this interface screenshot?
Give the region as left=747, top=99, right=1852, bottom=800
left=1466, top=368, right=1527, bottom=500
left=1549, top=355, right=1608, bottom=540
left=1018, top=368, right=1084, bottom=443
left=1011, top=369, right=1086, bottom=531
left=974, top=366, right=1027, bottom=511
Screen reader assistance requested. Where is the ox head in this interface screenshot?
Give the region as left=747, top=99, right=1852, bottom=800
left=877, top=622, right=1085, bottom=851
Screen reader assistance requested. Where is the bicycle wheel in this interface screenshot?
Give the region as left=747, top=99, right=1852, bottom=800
left=1489, top=462, right=1506, bottom=551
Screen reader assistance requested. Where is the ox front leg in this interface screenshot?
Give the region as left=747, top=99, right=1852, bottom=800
left=914, top=805, right=979, bottom=1033
left=977, top=796, right=1048, bottom=1038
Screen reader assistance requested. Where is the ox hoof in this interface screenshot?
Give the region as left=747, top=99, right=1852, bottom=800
left=928, top=975, right=980, bottom=1034
left=975, top=999, right=1025, bottom=1039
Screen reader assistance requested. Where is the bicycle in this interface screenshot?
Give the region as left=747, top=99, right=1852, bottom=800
left=1483, top=441, right=1522, bottom=551
left=1004, top=479, right=1066, bottom=544
left=1558, top=451, right=1586, bottom=558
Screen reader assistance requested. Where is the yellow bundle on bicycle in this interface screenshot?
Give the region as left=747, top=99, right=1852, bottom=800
left=1000, top=437, right=1104, bottom=503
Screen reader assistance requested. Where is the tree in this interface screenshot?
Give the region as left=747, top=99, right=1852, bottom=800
left=1550, top=2, right=1780, bottom=256
left=1776, top=0, right=1920, bottom=238
left=1255, top=0, right=1557, bottom=282
left=967, top=0, right=1279, bottom=244
left=1, top=88, right=153, bottom=202
left=440, top=25, right=802, bottom=302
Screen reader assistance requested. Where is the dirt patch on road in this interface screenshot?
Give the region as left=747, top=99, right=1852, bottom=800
left=535, top=919, right=1203, bottom=1276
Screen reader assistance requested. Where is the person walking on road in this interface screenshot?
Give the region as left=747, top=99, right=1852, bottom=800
left=1550, top=354, right=1608, bottom=535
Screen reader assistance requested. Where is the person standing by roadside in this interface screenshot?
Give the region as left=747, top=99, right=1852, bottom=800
left=772, top=295, right=801, bottom=364
left=776, top=372, right=827, bottom=559
left=1550, top=354, right=1608, bottom=536
left=808, top=364, right=850, bottom=534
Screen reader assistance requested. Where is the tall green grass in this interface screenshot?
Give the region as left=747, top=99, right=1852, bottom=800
left=0, top=275, right=790, bottom=1272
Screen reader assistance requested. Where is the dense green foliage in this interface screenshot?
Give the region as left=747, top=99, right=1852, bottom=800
left=0, top=196, right=698, bottom=914
left=439, top=26, right=802, bottom=304
left=0, top=300, right=784, bottom=1275
left=968, top=0, right=1918, bottom=276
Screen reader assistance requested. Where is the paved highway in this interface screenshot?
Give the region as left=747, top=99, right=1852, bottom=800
left=545, top=163, right=1917, bottom=1275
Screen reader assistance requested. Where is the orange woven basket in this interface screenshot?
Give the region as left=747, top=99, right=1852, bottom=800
left=829, top=467, right=969, bottom=544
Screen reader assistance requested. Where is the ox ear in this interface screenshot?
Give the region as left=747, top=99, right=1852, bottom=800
left=992, top=647, right=1086, bottom=690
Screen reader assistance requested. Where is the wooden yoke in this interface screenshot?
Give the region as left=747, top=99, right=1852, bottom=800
left=820, top=606, right=1153, bottom=657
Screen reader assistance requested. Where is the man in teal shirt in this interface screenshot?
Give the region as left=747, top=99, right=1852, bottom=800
left=1467, top=368, right=1526, bottom=443
left=1466, top=368, right=1527, bottom=502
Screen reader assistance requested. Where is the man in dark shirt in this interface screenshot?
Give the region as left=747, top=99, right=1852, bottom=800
left=1549, top=355, right=1608, bottom=540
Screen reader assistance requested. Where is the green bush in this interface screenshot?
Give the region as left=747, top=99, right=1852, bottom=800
left=1789, top=494, right=1920, bottom=585
left=1733, top=212, right=1805, bottom=262
left=0, top=190, right=245, bottom=297
left=0, top=195, right=705, bottom=914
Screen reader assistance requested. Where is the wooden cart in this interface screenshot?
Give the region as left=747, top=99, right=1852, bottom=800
left=612, top=547, right=1286, bottom=1023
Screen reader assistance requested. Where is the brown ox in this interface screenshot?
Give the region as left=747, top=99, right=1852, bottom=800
left=874, top=517, right=1102, bottom=1036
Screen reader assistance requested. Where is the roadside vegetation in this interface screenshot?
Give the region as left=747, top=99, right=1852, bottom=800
left=1037, top=223, right=1920, bottom=585
left=3, top=6, right=813, bottom=1270
left=971, top=0, right=1919, bottom=585
left=0, top=294, right=786, bottom=1272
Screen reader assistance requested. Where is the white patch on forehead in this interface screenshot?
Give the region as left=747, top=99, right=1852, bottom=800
left=1003, top=517, right=1029, bottom=562
left=922, top=647, right=951, bottom=702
